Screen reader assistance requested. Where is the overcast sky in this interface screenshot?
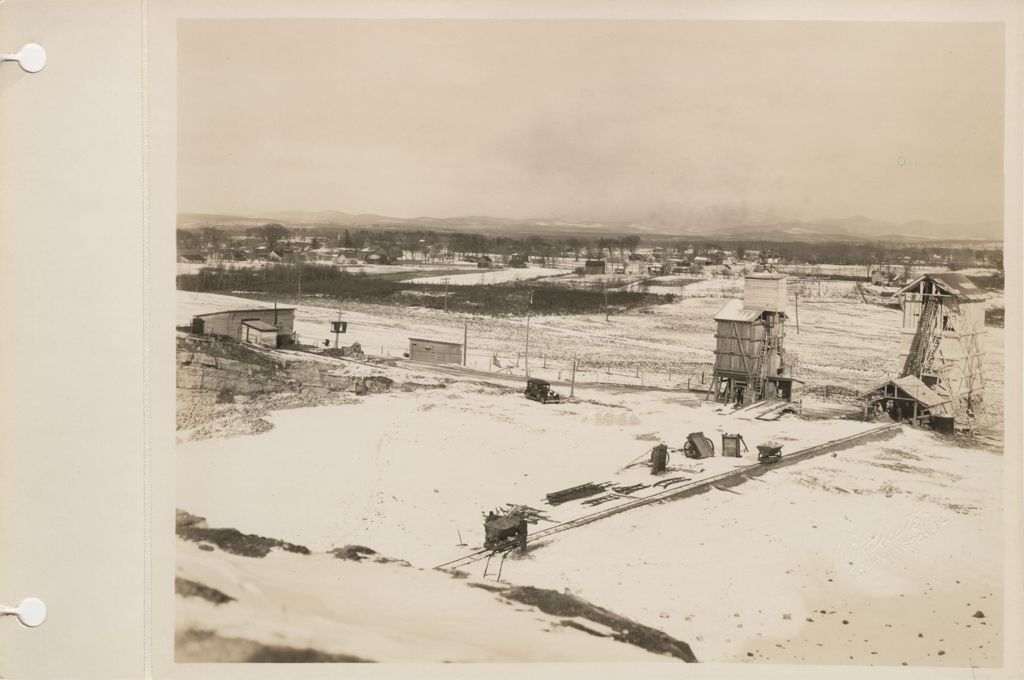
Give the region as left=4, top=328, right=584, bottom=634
left=178, top=20, right=1003, bottom=228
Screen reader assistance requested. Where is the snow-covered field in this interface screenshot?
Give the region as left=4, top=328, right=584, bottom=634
left=176, top=289, right=1004, bottom=422
left=176, top=374, right=1003, bottom=666
left=509, top=426, right=1003, bottom=666
left=404, top=267, right=568, bottom=286
left=176, top=287, right=1005, bottom=665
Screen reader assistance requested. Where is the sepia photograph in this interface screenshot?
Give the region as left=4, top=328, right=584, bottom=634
left=172, top=18, right=1006, bottom=666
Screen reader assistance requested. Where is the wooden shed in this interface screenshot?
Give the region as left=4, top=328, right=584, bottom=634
left=408, top=338, right=463, bottom=365
left=190, top=307, right=296, bottom=346
left=241, top=320, right=280, bottom=347
left=584, top=259, right=606, bottom=275
left=861, top=375, right=951, bottom=429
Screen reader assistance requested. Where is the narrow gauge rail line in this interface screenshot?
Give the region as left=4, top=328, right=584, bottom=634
left=434, top=423, right=901, bottom=572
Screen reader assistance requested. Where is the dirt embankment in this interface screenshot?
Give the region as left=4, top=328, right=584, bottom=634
left=176, top=335, right=420, bottom=437
left=176, top=510, right=697, bottom=663
left=177, top=335, right=393, bottom=398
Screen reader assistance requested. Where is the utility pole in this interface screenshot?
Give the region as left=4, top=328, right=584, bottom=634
left=524, top=292, right=533, bottom=378
left=463, top=320, right=468, bottom=366
left=444, top=278, right=449, bottom=313
left=570, top=354, right=577, bottom=397
left=524, top=316, right=531, bottom=378
left=603, top=279, right=609, bottom=322
left=794, top=291, right=800, bottom=334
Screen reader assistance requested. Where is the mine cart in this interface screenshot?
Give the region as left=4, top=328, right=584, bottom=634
left=682, top=432, right=716, bottom=459
left=756, top=443, right=783, bottom=464
left=524, top=378, right=561, bottom=404
left=484, top=511, right=528, bottom=552
left=721, top=433, right=748, bottom=458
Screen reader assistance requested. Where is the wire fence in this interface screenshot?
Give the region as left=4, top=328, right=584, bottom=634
left=294, top=338, right=718, bottom=392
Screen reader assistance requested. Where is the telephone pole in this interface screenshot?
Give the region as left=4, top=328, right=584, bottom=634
left=524, top=292, right=533, bottom=378
left=570, top=354, right=577, bottom=397
left=603, top=279, right=609, bottom=322
left=463, top=320, right=468, bottom=365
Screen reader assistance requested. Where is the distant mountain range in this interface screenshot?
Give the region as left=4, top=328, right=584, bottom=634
left=178, top=210, right=1002, bottom=244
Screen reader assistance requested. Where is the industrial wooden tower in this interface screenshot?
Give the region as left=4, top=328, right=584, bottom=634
left=711, top=273, right=796, bottom=405
left=896, top=273, right=987, bottom=431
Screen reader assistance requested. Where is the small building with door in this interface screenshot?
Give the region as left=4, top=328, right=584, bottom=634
left=241, top=320, right=280, bottom=347
left=584, top=259, right=606, bottom=275
left=408, top=337, right=463, bottom=364
left=190, top=307, right=296, bottom=347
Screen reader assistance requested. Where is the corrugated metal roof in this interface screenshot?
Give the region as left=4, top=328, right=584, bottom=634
left=898, top=272, right=989, bottom=300
left=714, top=298, right=763, bottom=323
left=241, top=320, right=279, bottom=331
left=860, top=375, right=950, bottom=408
left=193, top=307, right=296, bottom=318
left=408, top=337, right=463, bottom=347
left=891, top=376, right=949, bottom=407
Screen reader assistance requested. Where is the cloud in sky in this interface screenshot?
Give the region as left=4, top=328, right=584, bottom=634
left=178, top=19, right=1003, bottom=228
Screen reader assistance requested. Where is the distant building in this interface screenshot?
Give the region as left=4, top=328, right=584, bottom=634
left=477, top=255, right=494, bottom=268
left=178, top=250, right=205, bottom=264
left=624, top=261, right=652, bottom=275
left=360, top=246, right=393, bottom=264
left=407, top=338, right=463, bottom=365
left=584, top=259, right=606, bottom=275
left=190, top=307, right=296, bottom=347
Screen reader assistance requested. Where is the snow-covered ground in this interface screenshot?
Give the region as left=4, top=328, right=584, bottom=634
left=175, top=289, right=1004, bottom=423
left=177, top=377, right=1003, bottom=666
left=177, top=390, right=878, bottom=565
left=176, top=541, right=679, bottom=662
left=509, top=426, right=1003, bottom=667
left=176, top=288, right=1005, bottom=665
left=404, top=267, right=568, bottom=286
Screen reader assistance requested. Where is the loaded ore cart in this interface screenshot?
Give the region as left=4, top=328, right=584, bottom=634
left=757, top=442, right=783, bottom=464
left=682, top=432, right=716, bottom=459
left=524, top=378, right=561, bottom=404
left=483, top=510, right=529, bottom=553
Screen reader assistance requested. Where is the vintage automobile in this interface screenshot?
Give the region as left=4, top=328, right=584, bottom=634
left=524, top=377, right=561, bottom=404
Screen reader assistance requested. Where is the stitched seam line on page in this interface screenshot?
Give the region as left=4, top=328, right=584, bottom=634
left=140, top=0, right=153, bottom=677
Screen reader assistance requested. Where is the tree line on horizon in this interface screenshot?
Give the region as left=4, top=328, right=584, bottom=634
left=177, top=224, right=1002, bottom=270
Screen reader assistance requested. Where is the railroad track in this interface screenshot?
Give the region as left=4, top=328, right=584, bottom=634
left=433, top=423, right=902, bottom=572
